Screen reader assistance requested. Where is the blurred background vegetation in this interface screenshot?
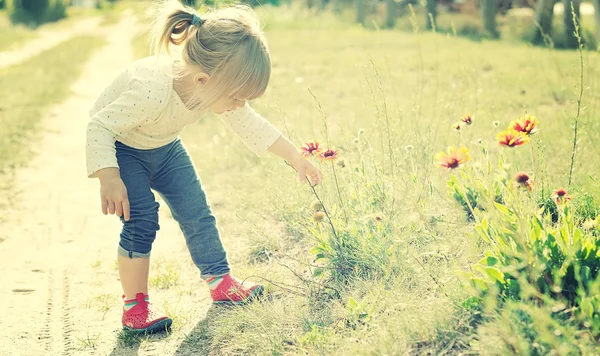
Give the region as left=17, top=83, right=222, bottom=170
left=1, top=0, right=598, bottom=48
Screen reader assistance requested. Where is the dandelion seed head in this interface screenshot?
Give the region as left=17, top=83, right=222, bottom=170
left=311, top=200, right=323, bottom=212
left=313, top=211, right=326, bottom=222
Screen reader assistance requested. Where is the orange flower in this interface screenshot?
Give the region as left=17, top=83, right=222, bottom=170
left=553, top=188, right=572, bottom=205
left=452, top=122, right=463, bottom=131
left=300, top=141, right=323, bottom=158
left=435, top=146, right=471, bottom=170
left=496, top=130, right=530, bottom=147
left=461, top=115, right=473, bottom=125
left=510, top=114, right=539, bottom=135
left=514, top=172, right=534, bottom=192
left=319, top=148, right=339, bottom=161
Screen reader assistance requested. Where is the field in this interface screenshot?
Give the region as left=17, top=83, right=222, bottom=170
left=1, top=2, right=600, bottom=355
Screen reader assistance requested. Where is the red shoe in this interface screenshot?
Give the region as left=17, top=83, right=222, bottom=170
left=209, top=274, right=264, bottom=304
left=121, top=293, right=172, bottom=334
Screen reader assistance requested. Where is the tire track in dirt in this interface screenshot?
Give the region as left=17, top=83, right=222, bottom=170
left=38, top=269, right=55, bottom=354
left=35, top=269, right=74, bottom=355
left=61, top=271, right=74, bottom=355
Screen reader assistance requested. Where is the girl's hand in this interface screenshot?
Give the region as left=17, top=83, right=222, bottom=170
left=290, top=156, right=323, bottom=186
left=96, top=168, right=130, bottom=221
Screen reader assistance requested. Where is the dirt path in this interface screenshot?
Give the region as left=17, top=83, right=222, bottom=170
left=0, top=12, right=227, bottom=356
left=0, top=16, right=102, bottom=70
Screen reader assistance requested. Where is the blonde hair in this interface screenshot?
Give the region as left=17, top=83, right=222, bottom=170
left=150, top=1, right=271, bottom=111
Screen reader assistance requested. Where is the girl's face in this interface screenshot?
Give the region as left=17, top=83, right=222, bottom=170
left=208, top=96, right=246, bottom=114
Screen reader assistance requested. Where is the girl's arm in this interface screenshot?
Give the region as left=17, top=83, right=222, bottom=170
left=267, top=135, right=322, bottom=185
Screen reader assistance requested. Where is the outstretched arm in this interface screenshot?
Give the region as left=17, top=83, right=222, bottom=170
left=267, top=135, right=322, bottom=186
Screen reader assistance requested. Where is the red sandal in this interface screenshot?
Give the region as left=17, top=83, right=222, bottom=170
left=122, top=293, right=172, bottom=334
left=209, top=274, right=264, bottom=304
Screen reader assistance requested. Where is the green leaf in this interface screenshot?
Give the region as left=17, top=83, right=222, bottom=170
left=348, top=297, right=358, bottom=309
left=581, top=266, right=591, bottom=284
left=485, top=267, right=505, bottom=284
left=494, top=202, right=511, bottom=216
left=478, top=255, right=498, bottom=266
left=581, top=298, right=594, bottom=318
left=481, top=217, right=489, bottom=231
left=471, top=277, right=488, bottom=292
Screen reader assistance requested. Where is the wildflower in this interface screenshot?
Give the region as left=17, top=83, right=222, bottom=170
left=311, top=200, right=323, bottom=212
left=510, top=114, right=539, bottom=135
left=552, top=188, right=572, bottom=205
left=405, top=145, right=414, bottom=151
left=313, top=211, right=326, bottom=222
left=434, top=146, right=471, bottom=170
left=514, top=172, right=534, bottom=192
left=336, top=159, right=346, bottom=168
left=493, top=121, right=500, bottom=127
left=300, top=141, right=323, bottom=158
left=496, top=130, right=530, bottom=147
left=453, top=122, right=463, bottom=131
left=319, top=148, right=339, bottom=161
left=461, top=115, right=473, bottom=125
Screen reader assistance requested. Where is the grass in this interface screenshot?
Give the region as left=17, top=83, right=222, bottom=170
left=0, top=2, right=591, bottom=354
left=148, top=257, right=181, bottom=289
left=75, top=331, right=101, bottom=350
left=0, top=35, right=105, bottom=173
left=0, top=11, right=37, bottom=51
left=126, top=5, right=600, bottom=354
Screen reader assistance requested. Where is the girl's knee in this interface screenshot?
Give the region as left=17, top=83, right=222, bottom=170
left=118, top=244, right=151, bottom=259
left=119, top=213, right=160, bottom=257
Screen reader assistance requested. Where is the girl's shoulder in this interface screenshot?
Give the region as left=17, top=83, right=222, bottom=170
left=125, top=55, right=174, bottom=93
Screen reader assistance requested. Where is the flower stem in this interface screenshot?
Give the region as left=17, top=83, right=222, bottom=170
left=330, top=160, right=347, bottom=221
left=568, top=3, right=584, bottom=187
left=307, top=178, right=339, bottom=241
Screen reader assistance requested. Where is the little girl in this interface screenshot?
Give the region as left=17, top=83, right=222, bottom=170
left=86, top=1, right=322, bottom=334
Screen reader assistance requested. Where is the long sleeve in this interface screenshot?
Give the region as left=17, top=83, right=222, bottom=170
left=86, top=74, right=166, bottom=177
left=218, top=103, right=282, bottom=156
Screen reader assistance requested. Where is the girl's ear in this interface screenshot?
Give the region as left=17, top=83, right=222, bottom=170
left=194, top=72, right=210, bottom=85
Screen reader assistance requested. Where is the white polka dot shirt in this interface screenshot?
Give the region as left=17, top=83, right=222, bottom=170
left=86, top=56, right=282, bottom=177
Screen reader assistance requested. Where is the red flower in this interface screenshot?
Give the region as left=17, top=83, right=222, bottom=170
left=496, top=130, right=530, bottom=147
left=461, top=115, right=473, bottom=125
left=514, top=172, right=534, bottom=192
left=510, top=114, right=539, bottom=135
left=553, top=188, right=572, bottom=205
left=300, top=141, right=323, bottom=158
left=319, top=148, right=339, bottom=161
left=435, top=147, right=471, bottom=170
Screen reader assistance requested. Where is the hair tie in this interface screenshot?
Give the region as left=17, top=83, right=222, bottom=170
left=191, top=14, right=202, bottom=26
